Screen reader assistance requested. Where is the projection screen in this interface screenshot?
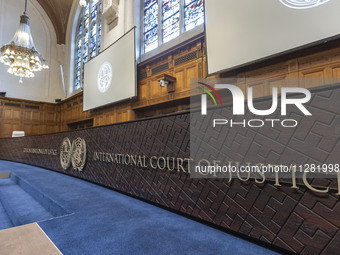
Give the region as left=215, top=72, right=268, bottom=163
left=83, top=28, right=136, bottom=111
left=205, top=0, right=340, bottom=75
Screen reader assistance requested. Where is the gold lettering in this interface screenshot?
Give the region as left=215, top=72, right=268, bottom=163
left=150, top=156, right=157, bottom=169
left=166, top=157, right=175, bottom=171
left=117, top=154, right=123, bottom=164
left=131, top=155, right=137, bottom=166
left=177, top=158, right=185, bottom=173
left=274, top=165, right=281, bottom=187
left=124, top=155, right=131, bottom=165
left=303, top=170, right=329, bottom=193
left=184, top=158, right=193, bottom=174
left=137, top=156, right=143, bottom=167
left=108, top=153, right=114, bottom=163
left=157, top=157, right=166, bottom=170
left=255, top=165, right=265, bottom=184
left=291, top=165, right=298, bottom=189
left=212, top=160, right=220, bottom=177
left=143, top=156, right=147, bottom=167
left=114, top=154, right=119, bottom=164
left=227, top=161, right=233, bottom=183
left=94, top=152, right=99, bottom=161
left=197, top=159, right=210, bottom=176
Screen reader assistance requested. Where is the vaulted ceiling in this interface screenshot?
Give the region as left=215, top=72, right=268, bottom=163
left=36, top=0, right=75, bottom=44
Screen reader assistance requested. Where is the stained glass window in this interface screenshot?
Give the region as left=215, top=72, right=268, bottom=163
left=74, top=0, right=102, bottom=90
left=91, top=1, right=98, bottom=20
left=83, top=30, right=89, bottom=64
left=184, top=0, right=204, bottom=31
left=75, top=39, right=82, bottom=90
left=90, top=23, right=97, bottom=59
left=162, top=0, right=180, bottom=43
left=144, top=0, right=158, bottom=53
left=97, top=21, right=101, bottom=54
left=84, top=2, right=90, bottom=28
left=143, top=0, right=204, bottom=54
left=78, top=20, right=83, bottom=35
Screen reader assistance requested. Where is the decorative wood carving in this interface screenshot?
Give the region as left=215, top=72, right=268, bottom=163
left=102, top=0, right=119, bottom=26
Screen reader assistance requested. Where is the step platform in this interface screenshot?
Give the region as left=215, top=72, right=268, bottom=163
left=0, top=173, right=69, bottom=230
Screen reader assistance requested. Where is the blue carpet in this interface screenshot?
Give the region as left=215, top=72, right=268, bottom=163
left=0, top=160, right=279, bottom=255
left=0, top=200, right=13, bottom=229
left=0, top=178, right=54, bottom=226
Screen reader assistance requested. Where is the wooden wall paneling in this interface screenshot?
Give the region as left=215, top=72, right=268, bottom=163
left=248, top=80, right=268, bottom=98
left=299, top=68, right=326, bottom=88
left=185, top=62, right=199, bottom=91
left=116, top=110, right=126, bottom=123
left=71, top=99, right=79, bottom=120
left=330, top=64, right=340, bottom=82
left=126, top=106, right=135, bottom=122
left=94, top=116, right=102, bottom=127
left=0, top=98, right=60, bottom=138
left=150, top=75, right=167, bottom=99
left=174, top=68, right=185, bottom=92
left=268, top=78, right=289, bottom=95
left=138, top=80, right=148, bottom=103
left=43, top=103, right=60, bottom=134
left=2, top=103, right=22, bottom=138
left=286, top=60, right=299, bottom=79
left=236, top=73, right=247, bottom=96
left=5, top=34, right=340, bottom=136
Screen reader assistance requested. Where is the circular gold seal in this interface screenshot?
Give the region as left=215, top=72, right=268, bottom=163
left=71, top=137, right=87, bottom=171
left=60, top=137, right=72, bottom=170
left=280, top=0, right=331, bottom=9
left=97, top=62, right=112, bottom=93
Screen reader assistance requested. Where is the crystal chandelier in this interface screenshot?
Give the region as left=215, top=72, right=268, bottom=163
left=0, top=0, right=48, bottom=83
left=79, top=0, right=87, bottom=7
left=79, top=0, right=99, bottom=8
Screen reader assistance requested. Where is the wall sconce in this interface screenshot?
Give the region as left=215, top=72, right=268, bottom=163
left=158, top=74, right=176, bottom=93
left=160, top=79, right=168, bottom=87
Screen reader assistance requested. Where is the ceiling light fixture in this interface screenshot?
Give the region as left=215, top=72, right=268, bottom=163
left=80, top=0, right=99, bottom=8
left=79, top=0, right=87, bottom=8
left=0, top=0, right=48, bottom=84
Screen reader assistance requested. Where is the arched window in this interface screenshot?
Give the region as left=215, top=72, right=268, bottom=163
left=75, top=1, right=102, bottom=90
left=143, top=0, right=204, bottom=54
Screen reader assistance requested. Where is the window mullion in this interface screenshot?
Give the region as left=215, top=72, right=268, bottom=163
left=80, top=11, right=85, bottom=88
left=97, top=18, right=100, bottom=54
left=158, top=0, right=162, bottom=46
left=141, top=0, right=145, bottom=55
left=80, top=24, right=84, bottom=88
left=180, top=0, right=185, bottom=34
left=88, top=24, right=91, bottom=62
left=96, top=4, right=99, bottom=54
left=75, top=37, right=78, bottom=89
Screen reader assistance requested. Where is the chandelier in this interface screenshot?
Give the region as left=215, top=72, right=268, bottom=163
left=79, top=0, right=99, bottom=8
left=0, top=0, right=48, bottom=83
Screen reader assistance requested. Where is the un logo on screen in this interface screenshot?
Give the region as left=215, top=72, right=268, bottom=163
left=280, top=0, right=331, bottom=9
left=60, top=137, right=86, bottom=172
left=97, top=62, right=112, bottom=93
